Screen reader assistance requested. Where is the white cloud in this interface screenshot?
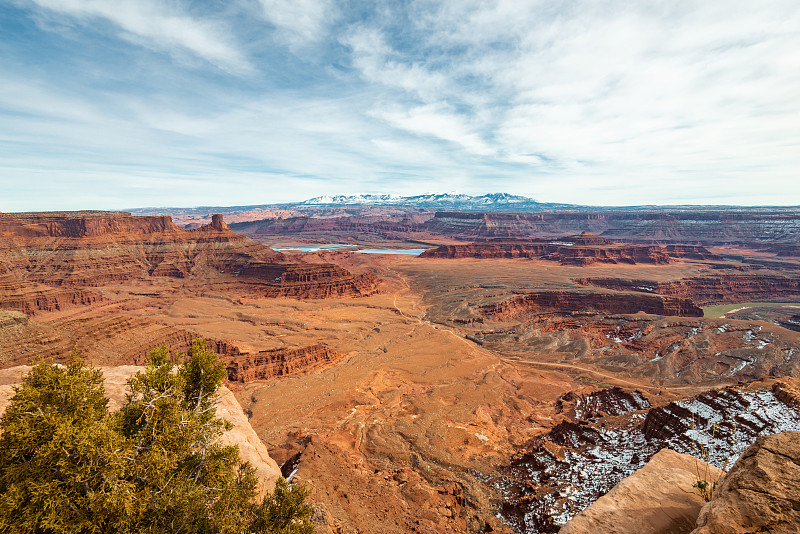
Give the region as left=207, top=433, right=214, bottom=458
left=25, top=0, right=250, bottom=73
left=257, top=0, right=333, bottom=49
left=338, top=0, right=800, bottom=204
left=375, top=104, right=494, bottom=156
left=342, top=26, right=450, bottom=102
left=3, top=0, right=800, bottom=208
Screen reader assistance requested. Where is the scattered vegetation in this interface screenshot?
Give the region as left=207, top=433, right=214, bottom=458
left=0, top=341, right=314, bottom=534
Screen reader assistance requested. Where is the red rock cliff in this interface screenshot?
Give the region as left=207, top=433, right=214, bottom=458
left=0, top=212, right=379, bottom=299
left=421, top=236, right=719, bottom=265
left=225, top=344, right=341, bottom=383
left=480, top=290, right=703, bottom=318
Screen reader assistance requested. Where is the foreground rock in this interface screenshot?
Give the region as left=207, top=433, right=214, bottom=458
left=691, top=431, right=800, bottom=534
left=560, top=448, right=723, bottom=534
left=503, top=378, right=800, bottom=532
left=0, top=365, right=281, bottom=493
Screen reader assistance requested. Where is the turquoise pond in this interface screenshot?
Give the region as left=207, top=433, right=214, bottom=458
left=271, top=244, right=355, bottom=252
left=271, top=245, right=429, bottom=256
left=355, top=249, right=428, bottom=255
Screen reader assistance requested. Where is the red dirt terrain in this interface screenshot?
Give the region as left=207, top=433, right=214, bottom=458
left=2, top=209, right=800, bottom=533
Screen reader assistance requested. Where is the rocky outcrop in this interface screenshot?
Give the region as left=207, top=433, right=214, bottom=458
left=576, top=275, right=800, bottom=306
left=502, top=378, right=800, bottom=533
left=226, top=344, right=342, bottom=384
left=0, top=212, right=378, bottom=299
left=0, top=365, right=282, bottom=493
left=224, top=208, right=800, bottom=248
left=555, top=387, right=651, bottom=420
left=480, top=290, right=703, bottom=318
left=560, top=449, right=724, bottom=534
left=252, top=265, right=379, bottom=299
left=779, top=313, right=800, bottom=332
left=662, top=245, right=722, bottom=261
left=421, top=234, right=719, bottom=265
left=0, top=280, right=105, bottom=315
left=691, top=431, right=800, bottom=534
left=762, top=243, right=800, bottom=257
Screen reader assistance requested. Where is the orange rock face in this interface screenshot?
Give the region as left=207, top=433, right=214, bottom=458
left=691, top=431, right=800, bottom=534
left=0, top=309, right=342, bottom=388
left=560, top=448, right=723, bottom=534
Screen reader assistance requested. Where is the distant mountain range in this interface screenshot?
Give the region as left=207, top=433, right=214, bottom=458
left=127, top=193, right=798, bottom=220
left=298, top=192, right=584, bottom=210
left=129, top=193, right=585, bottom=216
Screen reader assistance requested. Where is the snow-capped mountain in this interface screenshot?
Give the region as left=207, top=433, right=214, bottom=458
left=300, top=192, right=566, bottom=209
left=128, top=193, right=586, bottom=218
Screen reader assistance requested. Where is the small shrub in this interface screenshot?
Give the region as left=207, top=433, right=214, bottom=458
left=690, top=415, right=737, bottom=502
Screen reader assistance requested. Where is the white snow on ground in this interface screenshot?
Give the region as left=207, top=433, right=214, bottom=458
left=514, top=386, right=800, bottom=533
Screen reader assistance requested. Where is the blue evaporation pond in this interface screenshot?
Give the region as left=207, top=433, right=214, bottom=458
left=272, top=244, right=356, bottom=252
left=355, top=248, right=428, bottom=255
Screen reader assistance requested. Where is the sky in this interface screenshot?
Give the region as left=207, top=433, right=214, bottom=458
left=1, top=0, right=799, bottom=211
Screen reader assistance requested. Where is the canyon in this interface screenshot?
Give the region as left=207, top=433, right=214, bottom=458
left=1, top=207, right=800, bottom=533
left=0, top=212, right=377, bottom=312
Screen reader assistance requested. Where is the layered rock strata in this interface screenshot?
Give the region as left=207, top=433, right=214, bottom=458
left=576, top=275, right=800, bottom=306
left=0, top=311, right=338, bottom=386
left=555, top=387, right=651, bottom=420
left=226, top=208, right=800, bottom=248
left=225, top=344, right=342, bottom=383
left=421, top=210, right=800, bottom=246
left=0, top=281, right=105, bottom=315
left=480, top=290, right=704, bottom=318
left=421, top=234, right=720, bottom=265
left=0, top=312, right=235, bottom=367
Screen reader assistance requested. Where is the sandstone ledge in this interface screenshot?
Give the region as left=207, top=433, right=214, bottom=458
left=560, top=448, right=723, bottom=534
